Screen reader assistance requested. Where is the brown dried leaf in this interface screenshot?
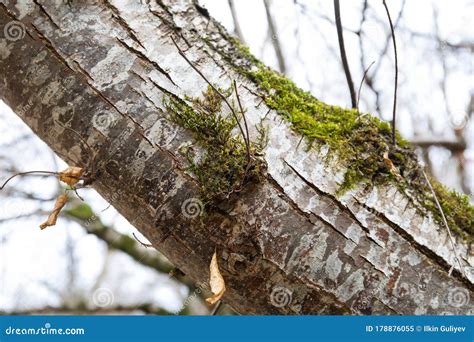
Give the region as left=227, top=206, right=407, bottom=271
left=205, top=250, right=226, bottom=305
left=40, top=193, right=68, bottom=230
left=59, top=167, right=84, bottom=186
left=383, top=151, right=401, bottom=179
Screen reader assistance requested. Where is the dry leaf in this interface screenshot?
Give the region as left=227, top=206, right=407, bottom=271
left=59, top=167, right=84, bottom=186
left=383, top=151, right=401, bottom=179
left=40, top=193, right=68, bottom=230
left=206, top=250, right=226, bottom=305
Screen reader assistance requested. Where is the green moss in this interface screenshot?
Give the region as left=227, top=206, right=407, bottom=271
left=250, top=66, right=473, bottom=241
left=165, top=86, right=265, bottom=204
left=422, top=179, right=474, bottom=241
left=201, top=34, right=473, bottom=242
left=249, top=66, right=412, bottom=192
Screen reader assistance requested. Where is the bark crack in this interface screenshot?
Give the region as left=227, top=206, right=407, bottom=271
left=103, top=0, right=147, bottom=51
left=354, top=198, right=474, bottom=290
left=116, top=37, right=178, bottom=87
left=265, top=172, right=348, bottom=243
left=283, top=159, right=368, bottom=232
left=30, top=24, right=74, bottom=72
left=32, top=0, right=60, bottom=30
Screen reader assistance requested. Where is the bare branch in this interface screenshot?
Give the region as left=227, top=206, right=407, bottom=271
left=334, top=0, right=356, bottom=108
left=356, top=60, right=375, bottom=112
left=382, top=0, right=399, bottom=146
left=421, top=170, right=466, bottom=278
left=170, top=36, right=251, bottom=166
left=0, top=171, right=59, bottom=190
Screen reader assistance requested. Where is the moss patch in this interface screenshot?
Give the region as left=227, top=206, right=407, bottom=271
left=165, top=86, right=265, bottom=204
left=201, top=34, right=474, bottom=242
left=421, top=178, right=474, bottom=241
left=250, top=66, right=414, bottom=192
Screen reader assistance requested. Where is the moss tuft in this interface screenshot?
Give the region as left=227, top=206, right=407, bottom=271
left=249, top=66, right=412, bottom=192
left=422, top=179, right=474, bottom=240
left=202, top=34, right=473, bottom=242
left=165, top=86, right=265, bottom=204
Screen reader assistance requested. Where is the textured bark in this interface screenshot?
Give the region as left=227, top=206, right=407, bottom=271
left=0, top=0, right=472, bottom=315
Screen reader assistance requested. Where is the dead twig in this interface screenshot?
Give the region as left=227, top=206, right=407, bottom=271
left=334, top=0, right=356, bottom=108
left=356, top=60, right=375, bottom=112
left=382, top=0, right=399, bottom=146
left=170, top=36, right=251, bottom=167
left=421, top=170, right=466, bottom=278
left=0, top=171, right=59, bottom=190
left=232, top=79, right=251, bottom=165
left=210, top=300, right=223, bottom=315
left=132, top=232, right=153, bottom=248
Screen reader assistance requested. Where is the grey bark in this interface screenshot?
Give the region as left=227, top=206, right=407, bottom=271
left=0, top=0, right=472, bottom=315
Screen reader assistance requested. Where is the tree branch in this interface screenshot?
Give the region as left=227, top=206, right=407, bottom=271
left=334, top=0, right=356, bottom=108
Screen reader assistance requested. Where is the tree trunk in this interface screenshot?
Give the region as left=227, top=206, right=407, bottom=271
left=0, top=0, right=472, bottom=315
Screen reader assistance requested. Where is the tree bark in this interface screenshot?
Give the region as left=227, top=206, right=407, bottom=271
left=0, top=0, right=472, bottom=315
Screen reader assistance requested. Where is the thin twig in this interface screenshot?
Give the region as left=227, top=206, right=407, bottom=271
left=382, top=0, right=399, bottom=146
left=421, top=170, right=466, bottom=278
left=334, top=0, right=356, bottom=108
left=71, top=187, right=84, bottom=202
left=133, top=232, right=153, bottom=248
left=233, top=79, right=251, bottom=164
left=100, top=203, right=112, bottom=212
left=210, top=300, right=223, bottom=315
left=366, top=0, right=406, bottom=80
left=170, top=36, right=251, bottom=163
left=356, top=60, right=375, bottom=112
left=0, top=171, right=59, bottom=190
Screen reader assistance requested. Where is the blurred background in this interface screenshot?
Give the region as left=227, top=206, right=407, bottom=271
left=0, top=0, right=472, bottom=315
